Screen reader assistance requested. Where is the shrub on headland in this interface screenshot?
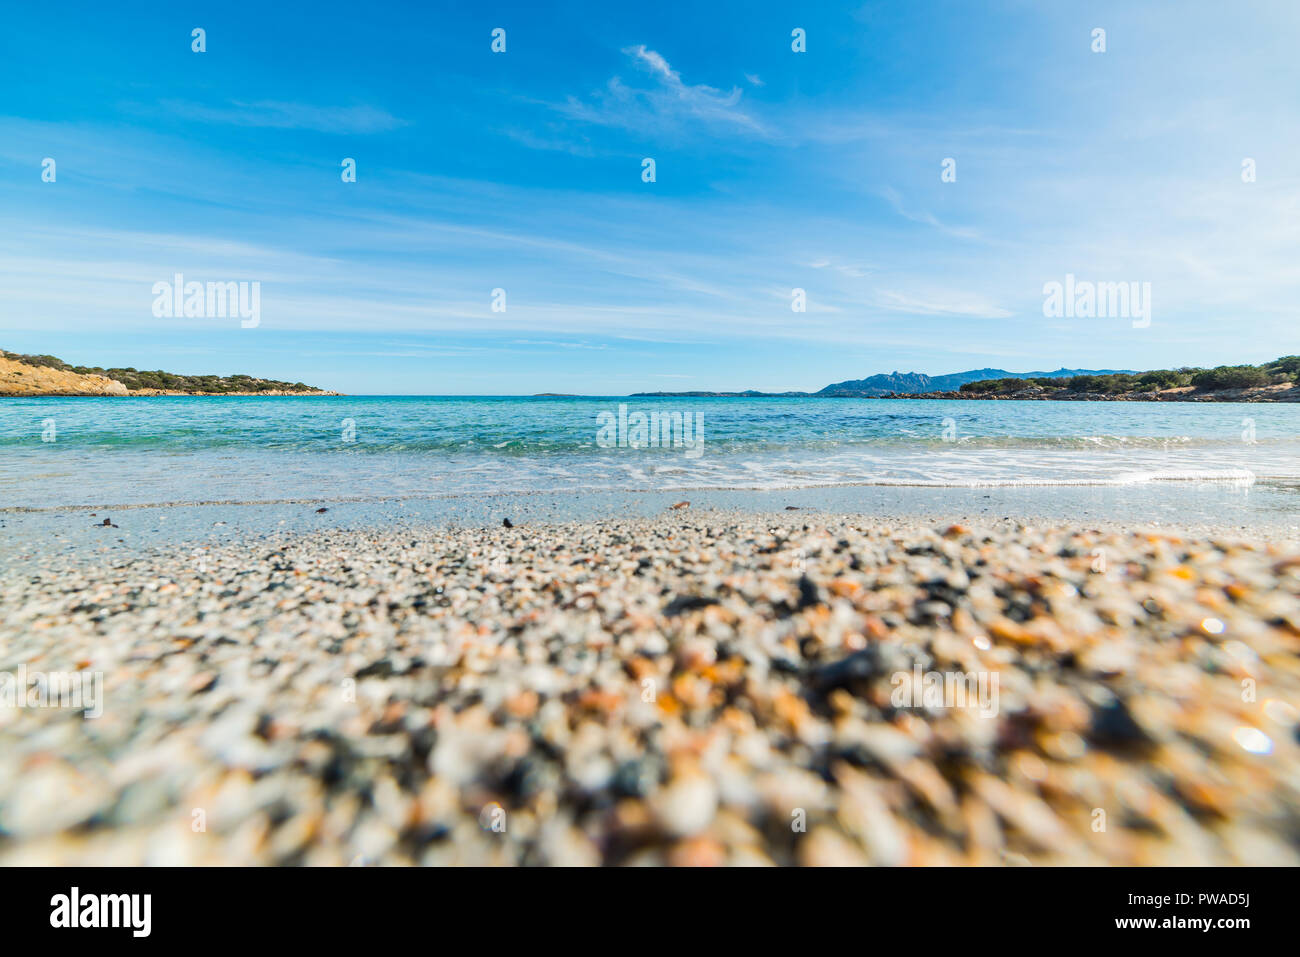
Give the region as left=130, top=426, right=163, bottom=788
left=1066, top=373, right=1138, bottom=393
left=1189, top=365, right=1271, bottom=391
left=960, top=376, right=1063, bottom=394
left=1263, top=355, right=1300, bottom=382
left=1136, top=368, right=1194, bottom=390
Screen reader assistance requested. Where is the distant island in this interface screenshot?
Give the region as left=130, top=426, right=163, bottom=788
left=0, top=350, right=339, bottom=396
left=632, top=367, right=1133, bottom=397
left=633, top=357, right=1300, bottom=403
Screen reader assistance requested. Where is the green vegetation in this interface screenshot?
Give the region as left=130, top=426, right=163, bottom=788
left=1133, top=369, right=1193, bottom=391
left=959, top=356, right=1298, bottom=396
left=1065, top=373, right=1137, bottom=393
left=1264, top=355, right=1300, bottom=379
left=959, top=376, right=1065, bottom=394
left=1188, top=365, right=1270, bottom=391
left=2, top=350, right=320, bottom=393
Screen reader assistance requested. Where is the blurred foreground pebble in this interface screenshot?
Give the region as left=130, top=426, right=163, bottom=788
left=0, top=515, right=1297, bottom=865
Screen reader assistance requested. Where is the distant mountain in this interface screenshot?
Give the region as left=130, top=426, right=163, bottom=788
left=628, top=390, right=812, bottom=397
left=816, top=367, right=1134, bottom=397
left=631, top=368, right=1136, bottom=398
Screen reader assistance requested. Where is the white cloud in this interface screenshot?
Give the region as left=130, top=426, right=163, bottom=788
left=551, top=45, right=765, bottom=136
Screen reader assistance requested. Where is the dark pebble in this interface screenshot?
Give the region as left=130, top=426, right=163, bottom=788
left=663, top=595, right=719, bottom=616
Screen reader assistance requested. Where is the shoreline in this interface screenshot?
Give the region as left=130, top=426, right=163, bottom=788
left=3, top=483, right=1297, bottom=569
left=2, top=512, right=1297, bottom=864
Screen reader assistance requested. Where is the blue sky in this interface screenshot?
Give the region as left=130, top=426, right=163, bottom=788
left=2, top=0, right=1298, bottom=394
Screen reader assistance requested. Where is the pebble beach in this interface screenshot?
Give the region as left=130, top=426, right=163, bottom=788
left=2, top=512, right=1298, bottom=866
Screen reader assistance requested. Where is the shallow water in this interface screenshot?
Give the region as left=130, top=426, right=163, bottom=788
left=1, top=395, right=1296, bottom=513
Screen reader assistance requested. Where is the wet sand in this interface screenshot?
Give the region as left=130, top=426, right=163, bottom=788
left=3, top=479, right=1298, bottom=568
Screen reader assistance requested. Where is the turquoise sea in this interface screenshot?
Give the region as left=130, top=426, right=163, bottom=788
left=1, top=396, right=1297, bottom=513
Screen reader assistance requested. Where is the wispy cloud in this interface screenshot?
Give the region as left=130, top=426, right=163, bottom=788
left=498, top=126, right=597, bottom=156
left=809, top=258, right=876, bottom=279
left=509, top=339, right=609, bottom=351
left=876, top=288, right=1012, bottom=320
left=551, top=45, right=765, bottom=137
left=879, top=187, right=983, bottom=241
left=158, top=99, right=407, bottom=134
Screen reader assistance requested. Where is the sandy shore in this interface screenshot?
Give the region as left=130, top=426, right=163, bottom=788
left=0, top=355, right=128, bottom=395
left=1, top=513, right=1297, bottom=865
